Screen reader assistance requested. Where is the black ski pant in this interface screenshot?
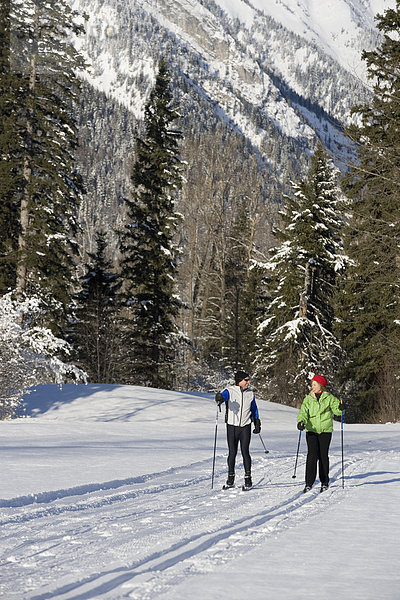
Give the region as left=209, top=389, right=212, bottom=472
left=305, top=431, right=332, bottom=487
left=226, top=423, right=251, bottom=476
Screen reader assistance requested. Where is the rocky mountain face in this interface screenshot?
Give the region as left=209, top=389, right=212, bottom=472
left=69, top=0, right=392, bottom=255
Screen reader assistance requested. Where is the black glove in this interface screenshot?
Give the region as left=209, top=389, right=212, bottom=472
left=297, top=421, right=305, bottom=431
left=339, top=402, right=345, bottom=411
left=253, top=418, right=261, bottom=434
left=215, top=392, right=223, bottom=406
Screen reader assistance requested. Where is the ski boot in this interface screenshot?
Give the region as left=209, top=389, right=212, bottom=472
left=243, top=473, right=252, bottom=491
left=223, top=473, right=235, bottom=490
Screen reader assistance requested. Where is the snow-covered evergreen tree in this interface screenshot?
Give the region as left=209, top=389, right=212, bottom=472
left=255, top=144, right=344, bottom=406
left=0, top=293, right=85, bottom=420
left=120, top=58, right=184, bottom=388
left=0, top=0, right=23, bottom=291
left=70, top=232, right=121, bottom=384
left=0, top=0, right=86, bottom=325
left=337, top=2, right=400, bottom=422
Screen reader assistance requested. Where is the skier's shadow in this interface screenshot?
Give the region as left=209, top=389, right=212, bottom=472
left=345, top=471, right=400, bottom=486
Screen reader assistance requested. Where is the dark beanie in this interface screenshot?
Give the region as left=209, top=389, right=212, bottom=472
left=234, top=371, right=250, bottom=385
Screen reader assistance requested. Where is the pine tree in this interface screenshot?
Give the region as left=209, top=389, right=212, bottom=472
left=0, top=292, right=84, bottom=419
left=222, top=197, right=261, bottom=371
left=337, top=2, right=400, bottom=422
left=0, top=1, right=86, bottom=324
left=256, top=144, right=343, bottom=406
left=120, top=59, right=184, bottom=388
left=71, top=232, right=121, bottom=383
left=0, top=0, right=21, bottom=290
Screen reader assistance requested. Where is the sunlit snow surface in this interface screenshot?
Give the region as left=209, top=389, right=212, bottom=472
left=0, top=384, right=399, bottom=599
left=217, top=0, right=395, bottom=76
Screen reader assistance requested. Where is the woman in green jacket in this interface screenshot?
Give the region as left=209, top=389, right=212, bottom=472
left=297, top=374, right=344, bottom=493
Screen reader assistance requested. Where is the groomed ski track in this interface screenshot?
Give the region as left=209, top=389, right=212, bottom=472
left=1, top=449, right=391, bottom=600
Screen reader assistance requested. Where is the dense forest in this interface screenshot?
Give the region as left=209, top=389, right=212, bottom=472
left=1, top=0, right=400, bottom=423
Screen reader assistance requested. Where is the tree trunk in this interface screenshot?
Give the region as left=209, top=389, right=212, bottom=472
left=16, top=3, right=39, bottom=295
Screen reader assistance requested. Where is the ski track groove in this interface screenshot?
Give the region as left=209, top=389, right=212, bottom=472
left=0, top=454, right=298, bottom=526
left=28, top=469, right=355, bottom=600
left=0, top=456, right=221, bottom=509
left=0, top=450, right=374, bottom=600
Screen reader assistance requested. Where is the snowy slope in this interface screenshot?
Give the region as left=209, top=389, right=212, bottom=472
left=0, top=384, right=399, bottom=599
left=68, top=0, right=396, bottom=164
left=220, top=0, right=395, bottom=77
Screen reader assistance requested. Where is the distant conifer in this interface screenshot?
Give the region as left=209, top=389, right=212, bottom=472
left=120, top=59, right=184, bottom=387
left=71, top=232, right=121, bottom=383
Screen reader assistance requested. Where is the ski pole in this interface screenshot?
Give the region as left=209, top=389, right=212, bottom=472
left=341, top=409, right=345, bottom=488
left=211, top=404, right=221, bottom=489
left=258, top=433, right=269, bottom=454
left=292, top=429, right=302, bottom=479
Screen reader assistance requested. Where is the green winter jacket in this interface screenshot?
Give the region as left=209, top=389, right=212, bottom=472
left=297, top=391, right=342, bottom=434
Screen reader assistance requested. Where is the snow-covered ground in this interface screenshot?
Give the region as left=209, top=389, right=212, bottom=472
left=1, top=384, right=399, bottom=599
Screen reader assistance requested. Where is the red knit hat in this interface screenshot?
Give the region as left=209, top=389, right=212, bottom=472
left=312, top=374, right=327, bottom=387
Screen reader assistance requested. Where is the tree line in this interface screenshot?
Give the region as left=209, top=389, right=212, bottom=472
left=1, top=0, right=400, bottom=423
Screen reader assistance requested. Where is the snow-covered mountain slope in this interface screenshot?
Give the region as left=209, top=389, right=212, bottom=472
left=0, top=384, right=399, bottom=599
left=69, top=0, right=395, bottom=163
left=69, top=0, right=397, bottom=256
left=223, top=0, right=392, bottom=77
